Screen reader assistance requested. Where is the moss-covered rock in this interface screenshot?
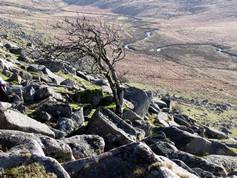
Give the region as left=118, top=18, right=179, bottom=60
left=2, top=163, right=57, bottom=178
left=74, top=89, right=103, bottom=107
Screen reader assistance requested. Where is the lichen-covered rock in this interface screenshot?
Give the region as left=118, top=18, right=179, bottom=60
left=34, top=87, right=64, bottom=101
left=63, top=142, right=198, bottom=178
left=40, top=136, right=75, bottom=162
left=124, top=87, right=152, bottom=118
left=122, top=109, right=152, bottom=136
left=61, top=135, right=105, bottom=159
left=87, top=107, right=137, bottom=150
left=40, top=101, right=72, bottom=118
left=0, top=109, right=55, bottom=137
left=205, top=155, right=237, bottom=174
left=160, top=126, right=236, bottom=156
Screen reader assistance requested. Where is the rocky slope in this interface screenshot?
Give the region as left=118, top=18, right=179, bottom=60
left=0, top=31, right=236, bottom=178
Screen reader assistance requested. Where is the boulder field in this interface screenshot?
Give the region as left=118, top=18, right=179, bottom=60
left=0, top=40, right=236, bottom=178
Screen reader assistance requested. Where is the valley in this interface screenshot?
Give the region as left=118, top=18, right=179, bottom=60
left=1, top=0, right=237, bottom=135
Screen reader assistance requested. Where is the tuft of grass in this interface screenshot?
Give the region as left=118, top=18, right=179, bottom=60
left=2, top=163, right=57, bottom=178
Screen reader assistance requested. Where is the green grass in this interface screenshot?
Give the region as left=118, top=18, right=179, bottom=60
left=176, top=103, right=237, bottom=137
left=2, top=163, right=57, bottom=178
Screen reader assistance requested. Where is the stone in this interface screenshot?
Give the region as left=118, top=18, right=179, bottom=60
left=41, top=101, right=72, bottom=118
left=43, top=68, right=65, bottom=85
left=192, top=168, right=215, bottom=178
left=124, top=87, right=152, bottom=118
left=33, top=155, right=71, bottom=178
left=27, top=64, right=46, bottom=72
left=74, top=89, right=103, bottom=107
left=205, top=155, right=237, bottom=174
left=71, top=107, right=84, bottom=126
left=160, top=126, right=236, bottom=156
left=122, top=109, right=152, bottom=136
left=87, top=107, right=137, bottom=150
left=0, top=102, right=12, bottom=110
left=19, top=70, right=32, bottom=81
left=57, top=117, right=78, bottom=134
left=40, top=136, right=74, bottom=162
left=0, top=109, right=55, bottom=137
left=156, top=112, right=171, bottom=127
left=172, top=159, right=198, bottom=176
left=173, top=114, right=194, bottom=128
left=8, top=72, right=22, bottom=84
left=76, top=71, right=89, bottom=81
left=63, top=142, right=198, bottom=178
left=204, top=126, right=228, bottom=139
left=34, top=87, right=63, bottom=101
left=169, top=151, right=227, bottom=177
left=23, top=85, right=35, bottom=103
left=61, top=135, right=105, bottom=159
left=37, top=59, right=76, bottom=74
left=0, top=58, right=14, bottom=71
left=60, top=79, right=77, bottom=88
left=153, top=99, right=168, bottom=109
left=0, top=130, right=44, bottom=157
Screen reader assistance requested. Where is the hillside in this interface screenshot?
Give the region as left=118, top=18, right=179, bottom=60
left=0, top=34, right=237, bottom=177
left=0, top=0, right=237, bottom=177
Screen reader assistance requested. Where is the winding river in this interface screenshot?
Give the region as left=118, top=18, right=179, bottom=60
left=124, top=31, right=237, bottom=59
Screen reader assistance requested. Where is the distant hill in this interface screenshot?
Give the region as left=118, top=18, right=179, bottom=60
left=62, top=0, right=237, bottom=18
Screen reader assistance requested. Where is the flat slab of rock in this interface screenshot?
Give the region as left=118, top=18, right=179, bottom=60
left=160, top=127, right=236, bottom=156
left=0, top=109, right=55, bottom=137
left=87, top=108, right=137, bottom=150
left=61, top=135, right=105, bottom=159
left=205, top=155, right=237, bottom=174
left=63, top=142, right=198, bottom=178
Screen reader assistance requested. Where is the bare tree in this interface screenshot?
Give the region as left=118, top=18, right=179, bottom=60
left=39, top=16, right=125, bottom=116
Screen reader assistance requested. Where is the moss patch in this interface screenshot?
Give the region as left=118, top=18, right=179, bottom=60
left=2, top=163, right=57, bottom=178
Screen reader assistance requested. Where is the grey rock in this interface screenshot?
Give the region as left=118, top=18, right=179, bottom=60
left=0, top=109, right=55, bottom=137
left=0, top=58, right=14, bottom=71
left=76, top=71, right=89, bottom=81
left=37, top=59, right=76, bottom=74
left=27, top=64, right=46, bottom=72
left=60, top=79, right=77, bottom=88
left=34, top=87, right=63, bottom=101
left=172, top=159, right=198, bottom=176
left=40, top=136, right=75, bottom=162
left=43, top=68, right=65, bottom=85
left=124, top=87, right=152, bottom=118
left=57, top=117, right=78, bottom=134
left=153, top=99, right=168, bottom=109
left=71, top=107, right=84, bottom=126
left=8, top=72, right=22, bottom=84
left=122, top=109, right=152, bottom=136
left=61, top=135, right=105, bottom=159
left=0, top=130, right=44, bottom=157
left=205, top=155, right=237, bottom=174
left=192, top=168, right=215, bottom=178
left=63, top=142, right=198, bottom=178
left=19, top=70, right=33, bottom=81
left=41, top=101, right=72, bottom=118
left=160, top=126, right=236, bottom=156
left=204, top=126, right=228, bottom=139
left=33, top=155, right=71, bottom=178
left=169, top=151, right=227, bottom=177
left=37, top=111, right=52, bottom=122
left=23, top=85, right=35, bottom=103
left=87, top=108, right=137, bottom=150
